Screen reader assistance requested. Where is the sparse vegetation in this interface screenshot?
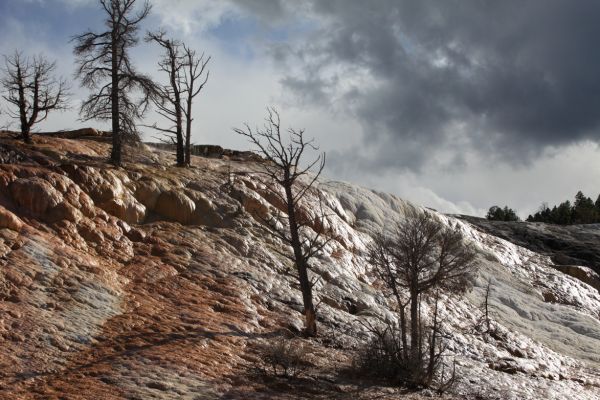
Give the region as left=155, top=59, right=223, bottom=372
left=471, top=278, right=499, bottom=339
left=353, top=320, right=408, bottom=381
left=256, top=337, right=311, bottom=378
left=354, top=317, right=457, bottom=391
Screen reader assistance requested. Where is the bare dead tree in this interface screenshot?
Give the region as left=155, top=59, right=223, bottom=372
left=145, top=30, right=186, bottom=166
left=73, top=0, right=158, bottom=165
left=234, top=108, right=327, bottom=337
left=1, top=51, right=69, bottom=143
left=483, top=278, right=492, bottom=333
left=472, top=278, right=496, bottom=337
left=182, top=45, right=209, bottom=166
left=368, top=211, right=477, bottom=387
left=145, top=31, right=210, bottom=167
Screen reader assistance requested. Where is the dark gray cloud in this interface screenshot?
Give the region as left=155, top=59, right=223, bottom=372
left=237, top=0, right=600, bottom=171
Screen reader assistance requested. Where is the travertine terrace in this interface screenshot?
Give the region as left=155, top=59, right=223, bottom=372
left=0, top=132, right=598, bottom=399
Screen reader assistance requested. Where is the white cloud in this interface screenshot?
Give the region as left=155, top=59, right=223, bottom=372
left=150, top=0, right=237, bottom=35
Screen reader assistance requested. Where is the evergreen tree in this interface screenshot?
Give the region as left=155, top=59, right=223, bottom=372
left=486, top=205, right=520, bottom=221
left=501, top=206, right=520, bottom=222
left=486, top=206, right=503, bottom=221
left=555, top=201, right=573, bottom=225
left=528, top=192, right=600, bottom=225
left=573, top=191, right=597, bottom=223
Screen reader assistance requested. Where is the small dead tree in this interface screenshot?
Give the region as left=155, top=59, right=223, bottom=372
left=1, top=52, right=69, bottom=143
left=73, top=0, right=158, bottom=165
left=145, top=31, right=210, bottom=167
left=368, top=211, right=477, bottom=387
left=234, top=108, right=327, bottom=337
left=472, top=278, right=497, bottom=337
left=482, top=278, right=492, bottom=333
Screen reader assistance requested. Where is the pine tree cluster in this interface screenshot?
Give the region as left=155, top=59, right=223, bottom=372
left=527, top=191, right=600, bottom=225
left=485, top=206, right=520, bottom=222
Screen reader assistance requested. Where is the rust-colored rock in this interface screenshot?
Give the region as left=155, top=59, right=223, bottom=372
left=154, top=190, right=196, bottom=224
left=554, top=265, right=600, bottom=292
left=9, top=174, right=94, bottom=224
left=134, top=179, right=163, bottom=210
left=0, top=205, right=23, bottom=231
left=10, top=177, right=63, bottom=217
left=100, top=193, right=146, bottom=224
left=230, top=183, right=270, bottom=222
left=41, top=127, right=110, bottom=139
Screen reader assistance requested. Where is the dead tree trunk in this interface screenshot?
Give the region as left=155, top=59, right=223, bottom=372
left=234, top=108, right=327, bottom=337
left=409, top=285, right=420, bottom=364
left=110, top=31, right=121, bottom=164
left=73, top=0, right=158, bottom=166
left=284, top=178, right=317, bottom=336
left=146, top=31, right=185, bottom=166
left=426, top=292, right=440, bottom=385
left=182, top=45, right=209, bottom=166
left=145, top=35, right=209, bottom=167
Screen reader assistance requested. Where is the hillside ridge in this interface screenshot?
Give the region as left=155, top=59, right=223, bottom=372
left=0, top=133, right=598, bottom=399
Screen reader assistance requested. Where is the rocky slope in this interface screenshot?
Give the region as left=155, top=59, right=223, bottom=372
left=0, top=132, right=598, bottom=399
left=457, top=216, right=600, bottom=292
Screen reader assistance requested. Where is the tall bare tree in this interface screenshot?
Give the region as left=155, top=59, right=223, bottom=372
left=145, top=31, right=210, bottom=167
left=368, top=211, right=476, bottom=386
left=182, top=45, right=209, bottom=166
left=1, top=52, right=69, bottom=143
left=234, top=108, right=327, bottom=337
left=145, top=31, right=186, bottom=166
left=73, top=0, right=158, bottom=165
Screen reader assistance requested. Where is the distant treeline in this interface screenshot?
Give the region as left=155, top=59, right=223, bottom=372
left=487, top=191, right=600, bottom=225
left=526, top=191, right=600, bottom=224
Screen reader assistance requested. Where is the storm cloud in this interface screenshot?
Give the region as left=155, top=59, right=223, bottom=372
left=237, top=0, right=600, bottom=170
left=3, top=0, right=600, bottom=216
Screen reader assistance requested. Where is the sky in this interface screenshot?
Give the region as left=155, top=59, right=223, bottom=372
left=2, top=0, right=600, bottom=218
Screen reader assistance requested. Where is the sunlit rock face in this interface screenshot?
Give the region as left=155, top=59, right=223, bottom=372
left=0, top=133, right=598, bottom=400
